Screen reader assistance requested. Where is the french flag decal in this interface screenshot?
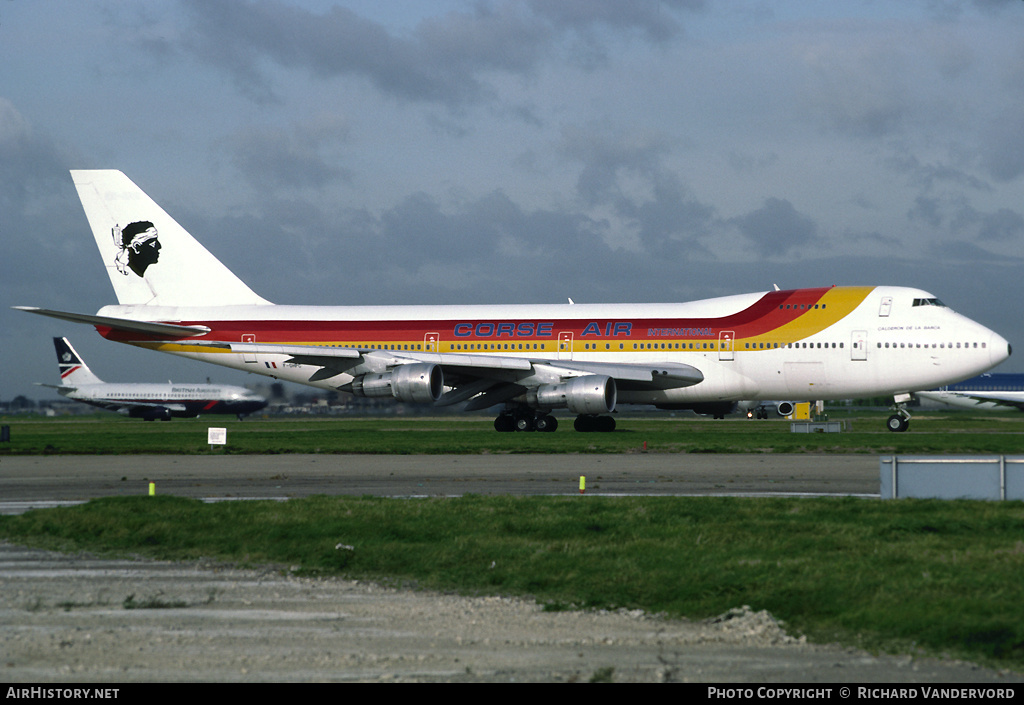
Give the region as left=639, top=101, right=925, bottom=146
left=265, top=361, right=277, bottom=369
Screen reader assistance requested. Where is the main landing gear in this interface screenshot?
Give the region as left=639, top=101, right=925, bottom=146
left=887, top=393, right=912, bottom=432
left=494, top=409, right=559, bottom=433
left=493, top=408, right=616, bottom=432
left=573, top=414, right=616, bottom=432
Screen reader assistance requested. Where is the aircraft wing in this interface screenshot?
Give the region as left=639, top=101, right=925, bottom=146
left=545, top=360, right=704, bottom=389
left=220, top=341, right=703, bottom=385
left=220, top=341, right=704, bottom=404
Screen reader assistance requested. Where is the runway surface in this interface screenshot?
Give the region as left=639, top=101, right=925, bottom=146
left=0, top=453, right=880, bottom=514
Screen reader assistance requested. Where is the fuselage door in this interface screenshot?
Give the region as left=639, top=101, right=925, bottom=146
left=718, top=330, right=735, bottom=361
left=851, top=330, right=867, bottom=361
left=424, top=332, right=440, bottom=353
left=879, top=296, right=893, bottom=317
left=241, top=334, right=256, bottom=363
left=558, top=332, right=573, bottom=360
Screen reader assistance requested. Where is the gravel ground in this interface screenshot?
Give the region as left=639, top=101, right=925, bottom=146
left=2, top=542, right=1022, bottom=683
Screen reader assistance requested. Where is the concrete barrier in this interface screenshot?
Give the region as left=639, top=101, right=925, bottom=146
left=790, top=421, right=845, bottom=433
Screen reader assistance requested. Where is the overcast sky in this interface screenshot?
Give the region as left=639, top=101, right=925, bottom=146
left=3, top=0, right=1024, bottom=403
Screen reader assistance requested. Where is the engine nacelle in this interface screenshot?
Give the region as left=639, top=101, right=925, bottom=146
left=350, top=363, right=443, bottom=403
left=127, top=406, right=173, bottom=421
left=531, top=375, right=616, bottom=415
left=775, top=401, right=795, bottom=417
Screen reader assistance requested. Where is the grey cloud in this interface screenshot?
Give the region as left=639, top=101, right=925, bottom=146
left=558, top=125, right=670, bottom=203
left=908, top=195, right=943, bottom=228
left=373, top=189, right=610, bottom=271
left=557, top=125, right=716, bottom=254
left=0, top=99, right=99, bottom=308
left=627, top=177, right=717, bottom=259
left=218, top=185, right=641, bottom=306
left=0, top=100, right=68, bottom=210
left=908, top=193, right=1024, bottom=244
left=977, top=208, right=1024, bottom=242
left=226, top=120, right=351, bottom=191
left=951, top=203, right=1024, bottom=242
left=178, top=0, right=699, bottom=107
left=931, top=239, right=1013, bottom=263
left=979, top=110, right=1024, bottom=182
left=527, top=0, right=705, bottom=42
left=182, top=0, right=454, bottom=104
left=796, top=31, right=917, bottom=140
left=733, top=198, right=818, bottom=257
left=888, top=152, right=992, bottom=193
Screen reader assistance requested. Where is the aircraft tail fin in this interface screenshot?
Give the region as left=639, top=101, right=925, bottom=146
left=54, top=337, right=104, bottom=387
left=70, top=170, right=271, bottom=307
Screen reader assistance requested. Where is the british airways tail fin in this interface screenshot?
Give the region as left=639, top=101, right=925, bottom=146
left=70, top=170, right=271, bottom=307
left=54, top=337, right=104, bottom=387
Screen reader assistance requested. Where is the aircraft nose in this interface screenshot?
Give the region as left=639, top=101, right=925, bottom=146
left=990, top=331, right=1011, bottom=366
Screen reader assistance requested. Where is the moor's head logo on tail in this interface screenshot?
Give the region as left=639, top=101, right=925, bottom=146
left=112, top=220, right=160, bottom=277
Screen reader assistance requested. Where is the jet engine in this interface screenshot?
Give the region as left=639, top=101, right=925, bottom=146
left=529, top=375, right=616, bottom=415
left=350, top=363, right=443, bottom=403
left=742, top=400, right=796, bottom=419
left=127, top=407, right=173, bottom=421
left=774, top=401, right=795, bottom=417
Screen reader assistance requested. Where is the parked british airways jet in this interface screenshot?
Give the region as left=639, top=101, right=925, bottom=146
left=915, top=373, right=1024, bottom=412
left=39, top=337, right=267, bottom=421
left=15, top=170, right=1012, bottom=432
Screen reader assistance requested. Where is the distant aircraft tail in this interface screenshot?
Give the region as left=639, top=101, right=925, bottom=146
left=70, top=170, right=271, bottom=307
left=54, top=337, right=104, bottom=387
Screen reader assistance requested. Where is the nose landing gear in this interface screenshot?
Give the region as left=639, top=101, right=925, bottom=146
left=887, top=393, right=912, bottom=432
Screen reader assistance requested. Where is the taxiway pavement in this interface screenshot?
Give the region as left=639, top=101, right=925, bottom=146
left=0, top=453, right=879, bottom=513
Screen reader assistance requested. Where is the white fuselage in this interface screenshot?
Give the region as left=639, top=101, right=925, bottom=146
left=60, top=382, right=267, bottom=417
left=96, top=285, right=1010, bottom=405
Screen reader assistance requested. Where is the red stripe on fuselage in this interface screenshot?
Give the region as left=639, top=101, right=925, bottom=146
left=97, top=288, right=835, bottom=345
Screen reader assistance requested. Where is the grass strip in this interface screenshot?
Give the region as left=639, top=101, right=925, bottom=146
left=2, top=494, right=1022, bottom=671
left=5, top=412, right=1024, bottom=455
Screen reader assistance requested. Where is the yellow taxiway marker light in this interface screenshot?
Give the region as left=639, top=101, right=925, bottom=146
left=149, top=482, right=155, bottom=496
left=579, top=476, right=585, bottom=494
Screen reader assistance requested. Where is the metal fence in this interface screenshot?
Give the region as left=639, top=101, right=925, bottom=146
left=880, top=455, right=1024, bottom=500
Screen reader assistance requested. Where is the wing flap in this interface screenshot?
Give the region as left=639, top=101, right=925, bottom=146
left=546, top=360, right=704, bottom=389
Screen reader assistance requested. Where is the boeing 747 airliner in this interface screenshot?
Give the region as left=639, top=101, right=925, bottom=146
left=16, top=170, right=1011, bottom=432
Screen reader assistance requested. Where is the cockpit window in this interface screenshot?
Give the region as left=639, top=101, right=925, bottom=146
left=912, top=298, right=945, bottom=307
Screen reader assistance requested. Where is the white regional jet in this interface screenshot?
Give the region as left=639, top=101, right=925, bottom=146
left=39, top=336, right=267, bottom=420
left=15, top=170, right=1012, bottom=433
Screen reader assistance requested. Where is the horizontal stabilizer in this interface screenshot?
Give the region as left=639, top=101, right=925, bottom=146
left=14, top=307, right=211, bottom=337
